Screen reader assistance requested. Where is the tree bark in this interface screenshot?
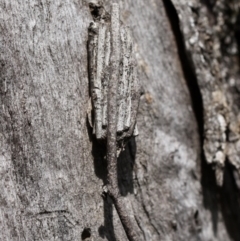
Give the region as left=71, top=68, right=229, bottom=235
left=0, top=0, right=239, bottom=240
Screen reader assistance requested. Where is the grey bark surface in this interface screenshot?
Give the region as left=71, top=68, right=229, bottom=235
left=0, top=0, right=240, bottom=241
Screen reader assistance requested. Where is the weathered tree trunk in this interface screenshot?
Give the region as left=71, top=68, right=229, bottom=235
left=0, top=0, right=239, bottom=240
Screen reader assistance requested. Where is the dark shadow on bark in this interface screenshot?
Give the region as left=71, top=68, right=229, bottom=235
left=87, top=120, right=136, bottom=195
left=201, top=155, right=219, bottom=234
left=90, top=136, right=108, bottom=185
left=98, top=196, right=117, bottom=241
left=118, top=138, right=136, bottom=196
left=89, top=135, right=136, bottom=195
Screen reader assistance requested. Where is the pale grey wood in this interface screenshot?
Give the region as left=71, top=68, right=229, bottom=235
left=0, top=0, right=240, bottom=240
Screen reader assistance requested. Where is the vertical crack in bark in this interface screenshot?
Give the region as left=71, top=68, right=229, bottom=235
left=162, top=0, right=204, bottom=145
left=162, top=1, right=240, bottom=240
left=161, top=0, right=220, bottom=216
left=161, top=0, right=219, bottom=226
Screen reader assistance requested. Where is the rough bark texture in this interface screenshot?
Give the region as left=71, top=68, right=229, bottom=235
left=0, top=0, right=240, bottom=241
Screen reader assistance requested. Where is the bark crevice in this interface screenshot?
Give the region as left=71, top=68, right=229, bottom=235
left=162, top=0, right=204, bottom=144
left=162, top=1, right=240, bottom=240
